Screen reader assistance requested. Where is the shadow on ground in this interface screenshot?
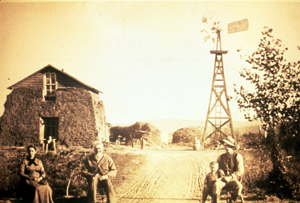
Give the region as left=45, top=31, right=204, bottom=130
left=0, top=197, right=88, bottom=203
left=54, top=197, right=88, bottom=203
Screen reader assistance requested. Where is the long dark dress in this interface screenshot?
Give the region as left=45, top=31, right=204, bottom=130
left=20, top=156, right=54, bottom=203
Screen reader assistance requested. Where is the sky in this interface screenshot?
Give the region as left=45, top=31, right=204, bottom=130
left=0, top=1, right=300, bottom=125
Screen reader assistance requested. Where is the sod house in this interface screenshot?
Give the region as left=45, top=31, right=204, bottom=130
left=0, top=65, right=109, bottom=148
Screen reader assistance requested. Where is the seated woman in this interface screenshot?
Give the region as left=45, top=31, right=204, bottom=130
left=20, top=144, right=54, bottom=203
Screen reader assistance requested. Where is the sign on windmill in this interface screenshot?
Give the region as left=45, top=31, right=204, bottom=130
left=228, top=18, right=249, bottom=34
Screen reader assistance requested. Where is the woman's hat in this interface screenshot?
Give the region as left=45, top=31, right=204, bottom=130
left=220, top=136, right=235, bottom=147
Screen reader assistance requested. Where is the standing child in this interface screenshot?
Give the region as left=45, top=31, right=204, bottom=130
left=202, top=161, right=225, bottom=203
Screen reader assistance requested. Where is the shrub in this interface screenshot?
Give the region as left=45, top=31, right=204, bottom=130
left=0, top=146, right=88, bottom=199
left=239, top=132, right=300, bottom=200
left=0, top=148, right=25, bottom=198
left=239, top=132, right=264, bottom=149
left=240, top=149, right=273, bottom=197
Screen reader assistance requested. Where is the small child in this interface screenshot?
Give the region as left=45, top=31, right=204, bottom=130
left=202, top=161, right=225, bottom=203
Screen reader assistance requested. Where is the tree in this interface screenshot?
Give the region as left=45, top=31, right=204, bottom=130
left=234, top=27, right=300, bottom=198
left=234, top=27, right=300, bottom=131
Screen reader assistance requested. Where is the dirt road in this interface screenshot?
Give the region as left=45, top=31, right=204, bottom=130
left=115, top=148, right=221, bottom=203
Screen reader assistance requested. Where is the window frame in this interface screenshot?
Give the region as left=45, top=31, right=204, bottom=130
left=43, top=72, right=57, bottom=101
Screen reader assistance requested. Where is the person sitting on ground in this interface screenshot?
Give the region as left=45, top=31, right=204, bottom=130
left=202, top=161, right=225, bottom=203
left=82, top=141, right=117, bottom=203
left=20, top=144, right=54, bottom=203
left=211, top=136, right=244, bottom=203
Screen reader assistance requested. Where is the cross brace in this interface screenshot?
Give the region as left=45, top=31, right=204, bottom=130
left=202, top=30, right=234, bottom=144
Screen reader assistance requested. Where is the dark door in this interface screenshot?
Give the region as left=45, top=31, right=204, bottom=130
left=43, top=117, right=58, bottom=140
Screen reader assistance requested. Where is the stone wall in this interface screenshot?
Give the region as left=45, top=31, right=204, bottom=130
left=90, top=93, right=108, bottom=142
left=0, top=86, right=106, bottom=148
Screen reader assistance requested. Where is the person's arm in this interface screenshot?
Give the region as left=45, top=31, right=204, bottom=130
left=218, top=154, right=233, bottom=182
left=203, top=174, right=209, bottom=187
left=100, top=156, right=117, bottom=180
left=231, top=153, right=244, bottom=179
left=20, top=159, right=32, bottom=180
left=106, top=156, right=117, bottom=178
left=217, top=155, right=222, bottom=169
left=33, top=159, right=46, bottom=182
left=39, top=160, right=46, bottom=179
left=218, top=169, right=225, bottom=178
left=82, top=158, right=96, bottom=178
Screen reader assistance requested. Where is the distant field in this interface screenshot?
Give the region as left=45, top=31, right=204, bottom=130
left=145, top=119, right=261, bottom=135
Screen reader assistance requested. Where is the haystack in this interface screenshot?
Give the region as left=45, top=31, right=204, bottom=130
left=172, top=127, right=202, bottom=143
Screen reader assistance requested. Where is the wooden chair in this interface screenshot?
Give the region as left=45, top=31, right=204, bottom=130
left=96, top=188, right=107, bottom=203
left=66, top=173, right=107, bottom=203
left=42, top=137, right=56, bottom=154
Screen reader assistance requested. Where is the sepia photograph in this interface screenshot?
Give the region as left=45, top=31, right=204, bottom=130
left=1, top=1, right=300, bottom=203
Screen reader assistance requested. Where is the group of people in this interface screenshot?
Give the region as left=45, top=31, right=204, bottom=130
left=20, top=141, right=117, bottom=203
left=20, top=136, right=243, bottom=203
left=202, top=136, right=244, bottom=203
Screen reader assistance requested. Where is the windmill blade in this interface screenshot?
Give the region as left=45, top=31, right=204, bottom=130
left=200, top=29, right=208, bottom=33
left=200, top=10, right=223, bottom=44
left=203, top=35, right=211, bottom=42
left=202, top=15, right=208, bottom=23
left=200, top=23, right=210, bottom=33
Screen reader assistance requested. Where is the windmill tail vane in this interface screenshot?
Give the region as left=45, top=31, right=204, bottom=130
left=200, top=16, right=249, bottom=44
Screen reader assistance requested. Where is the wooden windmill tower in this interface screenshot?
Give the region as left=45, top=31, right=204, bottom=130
left=201, top=17, right=249, bottom=147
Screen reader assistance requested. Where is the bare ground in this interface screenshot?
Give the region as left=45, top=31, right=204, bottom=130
left=113, top=146, right=298, bottom=203
left=114, top=147, right=223, bottom=203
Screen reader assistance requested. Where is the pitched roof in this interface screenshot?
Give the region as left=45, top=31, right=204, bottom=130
left=7, top=64, right=102, bottom=94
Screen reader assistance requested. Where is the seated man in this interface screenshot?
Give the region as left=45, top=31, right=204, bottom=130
left=82, top=141, right=117, bottom=203
left=211, top=136, right=244, bottom=203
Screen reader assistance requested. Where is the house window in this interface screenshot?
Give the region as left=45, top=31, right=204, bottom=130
left=43, top=117, right=58, bottom=140
left=44, top=73, right=56, bottom=101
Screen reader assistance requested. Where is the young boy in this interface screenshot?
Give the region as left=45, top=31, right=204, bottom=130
left=202, top=161, right=225, bottom=203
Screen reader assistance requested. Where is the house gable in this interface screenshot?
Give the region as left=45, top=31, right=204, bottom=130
left=7, top=64, right=102, bottom=95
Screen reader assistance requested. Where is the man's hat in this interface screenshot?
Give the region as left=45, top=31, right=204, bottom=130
left=220, top=136, right=235, bottom=147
